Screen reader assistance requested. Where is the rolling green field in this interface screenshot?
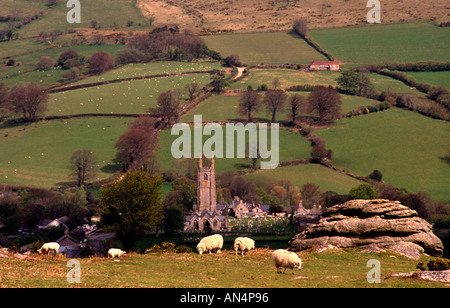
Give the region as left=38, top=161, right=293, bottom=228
left=242, top=163, right=363, bottom=195
left=0, top=117, right=131, bottom=188
left=182, top=92, right=380, bottom=123
left=309, top=23, right=450, bottom=65
left=46, top=73, right=212, bottom=116
left=156, top=126, right=312, bottom=173
left=0, top=248, right=444, bottom=288
left=203, top=32, right=327, bottom=66
left=405, top=71, right=450, bottom=90
left=316, top=108, right=450, bottom=203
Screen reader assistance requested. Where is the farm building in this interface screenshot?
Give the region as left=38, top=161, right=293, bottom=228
left=309, top=61, right=340, bottom=71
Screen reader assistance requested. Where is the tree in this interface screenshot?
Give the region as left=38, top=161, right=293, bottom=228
left=300, top=182, right=322, bottom=208
left=35, top=56, right=54, bottom=70
left=57, top=49, right=81, bottom=69
left=289, top=94, right=309, bottom=122
left=210, top=71, right=228, bottom=93
left=88, top=51, right=113, bottom=74
left=238, top=89, right=261, bottom=122
left=293, top=18, right=308, bottom=37
left=224, top=54, right=241, bottom=67
left=308, top=86, right=341, bottom=124
left=369, top=169, right=383, bottom=182
left=100, top=172, right=164, bottom=251
left=336, top=70, right=360, bottom=94
left=185, top=82, right=200, bottom=100
left=115, top=117, right=159, bottom=171
left=69, top=149, right=98, bottom=187
left=349, top=183, right=377, bottom=200
left=150, top=90, right=181, bottom=127
left=263, top=89, right=287, bottom=122
left=8, top=82, right=49, bottom=121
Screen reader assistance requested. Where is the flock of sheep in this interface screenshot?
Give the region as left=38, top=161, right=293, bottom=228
left=196, top=234, right=302, bottom=274
left=38, top=235, right=302, bottom=274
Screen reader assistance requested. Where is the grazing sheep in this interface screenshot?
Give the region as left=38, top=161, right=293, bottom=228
left=108, top=248, right=127, bottom=258
left=196, top=234, right=223, bottom=255
left=38, top=242, right=60, bottom=255
left=272, top=249, right=302, bottom=274
left=233, top=237, right=255, bottom=256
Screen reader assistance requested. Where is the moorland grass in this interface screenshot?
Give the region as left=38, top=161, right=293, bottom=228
left=315, top=108, right=450, bottom=203
left=0, top=248, right=444, bottom=288
left=308, top=22, right=450, bottom=65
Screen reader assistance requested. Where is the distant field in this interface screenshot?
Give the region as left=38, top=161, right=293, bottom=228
left=156, top=126, right=312, bottom=173
left=0, top=117, right=131, bottom=188
left=242, top=163, right=363, bottom=195
left=203, top=32, right=327, bottom=66
left=46, top=73, right=212, bottom=116
left=182, top=92, right=380, bottom=123
left=316, top=108, right=450, bottom=203
left=405, top=71, right=450, bottom=90
left=308, top=23, right=450, bottom=65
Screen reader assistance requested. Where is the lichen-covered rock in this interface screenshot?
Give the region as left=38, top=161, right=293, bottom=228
left=289, top=199, right=443, bottom=258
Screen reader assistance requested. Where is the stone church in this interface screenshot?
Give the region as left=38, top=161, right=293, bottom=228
left=184, top=156, right=228, bottom=232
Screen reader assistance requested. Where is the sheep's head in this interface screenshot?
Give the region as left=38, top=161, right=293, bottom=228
left=196, top=243, right=205, bottom=255
left=294, top=262, right=302, bottom=271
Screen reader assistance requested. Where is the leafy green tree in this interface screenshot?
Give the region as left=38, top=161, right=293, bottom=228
left=100, top=172, right=164, bottom=251
left=349, top=183, right=377, bottom=200
left=336, top=70, right=360, bottom=94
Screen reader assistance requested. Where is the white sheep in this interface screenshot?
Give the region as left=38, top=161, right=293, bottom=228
left=233, top=237, right=255, bottom=256
left=38, top=242, right=60, bottom=255
left=272, top=249, right=302, bottom=274
left=196, top=234, right=223, bottom=255
left=108, top=248, right=127, bottom=258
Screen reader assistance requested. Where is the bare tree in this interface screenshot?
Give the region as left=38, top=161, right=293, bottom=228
left=308, top=86, right=341, bottom=124
left=289, top=94, right=309, bottom=122
left=293, top=18, right=308, bottom=37
left=69, top=150, right=98, bottom=187
left=88, top=51, right=113, bottom=74
left=8, top=82, right=49, bottom=121
left=238, top=90, right=261, bottom=122
left=263, top=89, right=287, bottom=122
left=185, top=82, right=200, bottom=100
left=150, top=90, right=181, bottom=127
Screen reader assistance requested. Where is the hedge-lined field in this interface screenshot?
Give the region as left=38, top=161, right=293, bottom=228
left=0, top=117, right=131, bottom=188
left=316, top=108, right=450, bottom=203
left=309, top=23, right=450, bottom=65
left=203, top=32, right=328, bottom=66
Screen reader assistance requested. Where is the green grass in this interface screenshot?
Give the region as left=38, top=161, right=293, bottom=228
left=315, top=108, right=450, bottom=203
left=309, top=23, right=450, bottom=65
left=182, top=92, right=380, bottom=123
left=203, top=32, right=327, bottom=66
left=0, top=248, right=445, bottom=287
left=242, top=164, right=363, bottom=194
left=405, top=71, right=450, bottom=90
left=46, top=73, right=212, bottom=116
left=156, top=126, right=312, bottom=173
left=0, top=117, right=131, bottom=188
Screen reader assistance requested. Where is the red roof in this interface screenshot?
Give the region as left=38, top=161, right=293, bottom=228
left=310, top=61, right=340, bottom=65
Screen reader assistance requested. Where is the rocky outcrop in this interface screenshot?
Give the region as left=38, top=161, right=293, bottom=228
left=289, top=199, right=444, bottom=259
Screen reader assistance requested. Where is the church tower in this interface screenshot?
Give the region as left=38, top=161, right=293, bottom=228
left=195, top=155, right=216, bottom=213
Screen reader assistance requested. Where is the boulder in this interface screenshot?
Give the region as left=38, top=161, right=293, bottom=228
left=289, top=199, right=444, bottom=259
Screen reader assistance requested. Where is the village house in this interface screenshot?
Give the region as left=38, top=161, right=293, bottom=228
left=294, top=201, right=323, bottom=231
left=309, top=61, right=340, bottom=71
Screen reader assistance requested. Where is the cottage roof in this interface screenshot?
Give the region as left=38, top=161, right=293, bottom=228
left=310, top=61, right=340, bottom=66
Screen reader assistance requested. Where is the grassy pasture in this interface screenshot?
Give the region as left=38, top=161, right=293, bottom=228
left=308, top=23, right=450, bottom=65
left=156, top=126, right=312, bottom=173
left=242, top=163, right=363, bottom=195
left=316, top=108, right=450, bottom=203
left=0, top=117, right=131, bottom=188
left=46, top=73, right=212, bottom=116
left=405, top=71, right=450, bottom=90
left=182, top=92, right=380, bottom=123
left=0, top=248, right=443, bottom=288
left=203, top=32, right=327, bottom=66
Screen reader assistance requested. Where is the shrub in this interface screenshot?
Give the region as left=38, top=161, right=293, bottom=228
left=427, top=258, right=450, bottom=271
left=175, top=245, right=193, bottom=253
left=88, top=51, right=113, bottom=74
